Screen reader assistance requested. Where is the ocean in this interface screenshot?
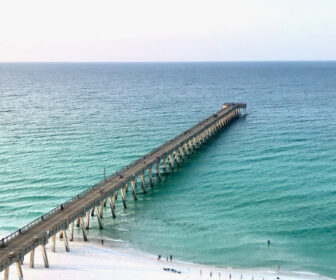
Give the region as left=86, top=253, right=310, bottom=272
left=0, top=62, right=335, bottom=278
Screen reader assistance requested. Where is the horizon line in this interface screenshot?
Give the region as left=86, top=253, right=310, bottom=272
left=1, top=60, right=336, bottom=64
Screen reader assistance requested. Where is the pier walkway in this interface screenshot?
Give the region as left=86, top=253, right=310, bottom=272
left=0, top=103, right=246, bottom=279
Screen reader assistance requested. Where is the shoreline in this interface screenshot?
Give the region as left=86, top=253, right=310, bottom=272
left=2, top=237, right=334, bottom=280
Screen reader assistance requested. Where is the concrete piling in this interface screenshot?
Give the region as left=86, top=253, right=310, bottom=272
left=85, top=211, right=90, bottom=229
left=130, top=180, right=138, bottom=200
left=148, top=168, right=154, bottom=186
left=94, top=206, right=104, bottom=229
left=41, top=244, right=49, bottom=268
left=51, top=235, right=56, bottom=252
left=108, top=194, right=116, bottom=218
left=79, top=217, right=88, bottom=241
left=162, top=158, right=167, bottom=172
left=121, top=187, right=127, bottom=209
left=62, top=230, right=70, bottom=252
left=156, top=162, right=161, bottom=181
left=140, top=172, right=147, bottom=193
left=69, top=222, right=74, bottom=241
left=15, top=262, right=23, bottom=280
left=29, top=248, right=35, bottom=268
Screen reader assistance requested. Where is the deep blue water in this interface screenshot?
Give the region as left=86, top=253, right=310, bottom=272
left=0, top=62, right=335, bottom=277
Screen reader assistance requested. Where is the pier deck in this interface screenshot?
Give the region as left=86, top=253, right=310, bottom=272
left=0, top=103, right=246, bottom=276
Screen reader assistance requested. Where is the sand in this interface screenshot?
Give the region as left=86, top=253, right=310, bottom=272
left=1, top=238, right=333, bottom=280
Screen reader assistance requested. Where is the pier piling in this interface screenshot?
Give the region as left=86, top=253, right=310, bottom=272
left=62, top=230, right=70, bottom=252
left=15, top=262, right=23, bottom=280
left=41, top=244, right=49, bottom=268
left=140, top=173, right=147, bottom=193
left=130, top=180, right=138, bottom=200
left=29, top=249, right=35, bottom=268
left=80, top=217, right=88, bottom=241
left=69, top=222, right=74, bottom=241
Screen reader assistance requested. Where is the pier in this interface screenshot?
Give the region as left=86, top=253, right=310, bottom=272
left=0, top=103, right=247, bottom=279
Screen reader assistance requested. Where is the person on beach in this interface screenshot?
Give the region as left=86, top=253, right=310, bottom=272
left=101, top=239, right=104, bottom=246
left=200, top=269, right=202, bottom=277
left=169, top=254, right=173, bottom=261
left=166, top=257, right=168, bottom=261
left=229, top=273, right=231, bottom=279
left=157, top=254, right=161, bottom=261
left=277, top=264, right=280, bottom=272
left=218, top=272, right=221, bottom=279
left=210, top=271, right=212, bottom=278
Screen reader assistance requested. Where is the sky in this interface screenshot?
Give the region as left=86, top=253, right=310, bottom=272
left=0, top=0, right=335, bottom=62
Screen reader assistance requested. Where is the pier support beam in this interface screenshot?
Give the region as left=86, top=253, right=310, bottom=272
left=108, top=194, right=116, bottom=218
left=156, top=162, right=161, bottom=181
left=29, top=248, right=35, bottom=268
left=140, top=172, right=147, bottom=193
left=80, top=217, right=88, bottom=241
left=91, top=207, right=95, bottom=217
left=62, top=230, right=70, bottom=252
left=121, top=187, right=127, bottom=209
left=41, top=244, right=49, bottom=268
left=130, top=180, right=138, bottom=200
left=148, top=168, right=154, bottom=186
left=51, top=234, right=56, bottom=252
left=94, top=206, right=104, bottom=229
left=16, top=262, right=23, bottom=280
left=69, top=222, right=74, bottom=241
left=85, top=211, right=90, bottom=229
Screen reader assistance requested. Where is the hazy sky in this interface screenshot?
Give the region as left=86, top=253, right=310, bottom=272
left=0, top=0, right=335, bottom=62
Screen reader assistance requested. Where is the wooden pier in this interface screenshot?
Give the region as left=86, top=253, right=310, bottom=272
left=0, top=103, right=247, bottom=279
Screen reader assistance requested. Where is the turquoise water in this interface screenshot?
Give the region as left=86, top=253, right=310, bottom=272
left=0, top=62, right=335, bottom=277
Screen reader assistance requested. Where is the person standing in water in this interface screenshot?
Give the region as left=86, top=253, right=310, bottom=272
left=169, top=254, right=173, bottom=261
left=101, top=239, right=104, bottom=246
left=267, top=240, right=271, bottom=247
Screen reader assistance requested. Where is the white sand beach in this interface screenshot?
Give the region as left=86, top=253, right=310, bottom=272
left=1, top=238, right=333, bottom=280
